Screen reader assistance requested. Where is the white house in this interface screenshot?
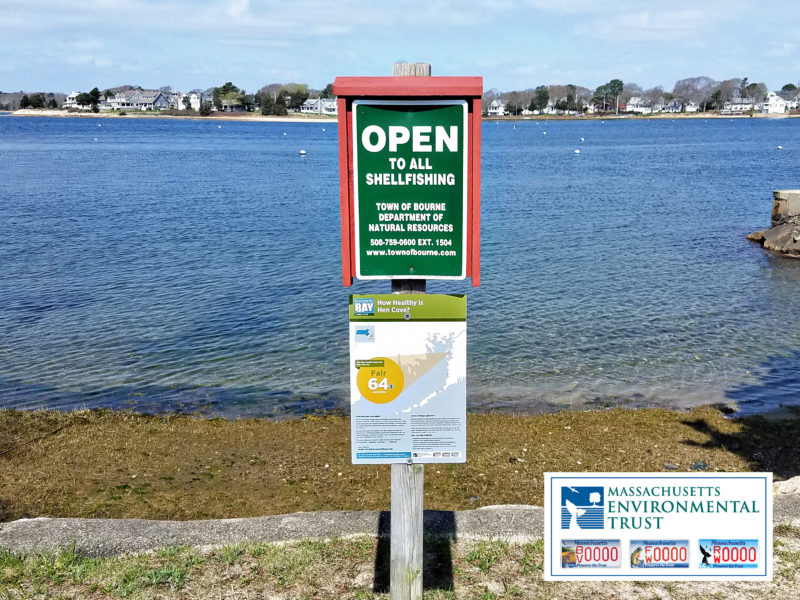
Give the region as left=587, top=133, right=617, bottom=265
left=684, top=102, right=700, bottom=113
left=543, top=99, right=558, bottom=115
left=626, top=96, right=652, bottom=114
left=487, top=99, right=506, bottom=116
left=167, top=93, right=183, bottom=109
left=181, top=92, right=208, bottom=111
left=722, top=98, right=757, bottom=114
left=762, top=92, right=787, bottom=114
left=189, top=93, right=202, bottom=111
left=300, top=98, right=337, bottom=115
left=63, top=91, right=91, bottom=110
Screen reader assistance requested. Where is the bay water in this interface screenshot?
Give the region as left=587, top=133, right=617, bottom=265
left=2, top=115, right=799, bottom=417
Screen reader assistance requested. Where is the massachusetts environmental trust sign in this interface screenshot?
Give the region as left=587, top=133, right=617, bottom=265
left=352, top=100, right=468, bottom=279
left=544, top=473, right=773, bottom=581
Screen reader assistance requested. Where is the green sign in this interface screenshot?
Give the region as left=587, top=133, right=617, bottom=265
left=349, top=294, right=467, bottom=321
left=352, top=100, right=468, bottom=279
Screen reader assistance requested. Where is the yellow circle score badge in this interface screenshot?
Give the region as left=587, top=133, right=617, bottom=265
left=356, top=357, right=404, bottom=404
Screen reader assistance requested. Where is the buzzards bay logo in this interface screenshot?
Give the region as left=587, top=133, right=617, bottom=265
left=353, top=297, right=375, bottom=316
left=561, top=486, right=604, bottom=530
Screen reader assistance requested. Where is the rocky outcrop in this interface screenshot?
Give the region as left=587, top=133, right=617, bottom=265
left=748, top=190, right=800, bottom=257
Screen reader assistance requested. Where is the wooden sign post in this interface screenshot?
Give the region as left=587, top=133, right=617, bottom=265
left=335, top=64, right=482, bottom=600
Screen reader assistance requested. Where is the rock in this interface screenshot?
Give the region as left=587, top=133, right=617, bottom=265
left=664, top=462, right=678, bottom=471
left=762, top=223, right=800, bottom=256
left=690, top=461, right=709, bottom=471
left=775, top=475, right=800, bottom=495
left=748, top=190, right=800, bottom=257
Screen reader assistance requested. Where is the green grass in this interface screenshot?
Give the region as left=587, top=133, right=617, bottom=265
left=1, top=533, right=799, bottom=599
left=465, top=540, right=509, bottom=575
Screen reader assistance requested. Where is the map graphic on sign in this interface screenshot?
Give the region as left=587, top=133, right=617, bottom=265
left=391, top=351, right=448, bottom=389
left=349, top=294, right=466, bottom=464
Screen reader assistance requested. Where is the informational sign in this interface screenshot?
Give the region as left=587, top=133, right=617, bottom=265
left=349, top=294, right=466, bottom=464
left=544, top=473, right=772, bottom=581
left=352, top=100, right=468, bottom=280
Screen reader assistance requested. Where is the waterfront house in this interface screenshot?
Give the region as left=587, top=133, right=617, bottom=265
left=778, top=90, right=800, bottom=110
left=487, top=99, right=506, bottom=116
left=138, top=90, right=170, bottom=110
left=722, top=97, right=758, bottom=114
left=220, top=97, right=245, bottom=112
left=179, top=92, right=208, bottom=112
left=661, top=100, right=683, bottom=113
left=299, top=98, right=338, bottom=115
left=542, top=99, right=558, bottom=115
left=626, top=96, right=653, bottom=114
left=188, top=93, right=202, bottom=111
left=167, top=93, right=183, bottom=109
left=762, top=92, right=787, bottom=114
left=63, top=91, right=91, bottom=110
left=102, top=89, right=170, bottom=111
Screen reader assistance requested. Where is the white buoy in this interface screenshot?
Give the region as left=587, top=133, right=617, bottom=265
left=283, top=132, right=287, bottom=136
left=97, top=123, right=101, bottom=127
left=543, top=131, right=547, bottom=135
left=299, top=149, right=307, bottom=155
left=93, top=137, right=98, bottom=142
left=580, top=137, right=585, bottom=142
left=218, top=125, right=222, bottom=129
left=322, top=128, right=326, bottom=132
left=574, top=149, right=580, bottom=154
left=778, top=145, right=783, bottom=150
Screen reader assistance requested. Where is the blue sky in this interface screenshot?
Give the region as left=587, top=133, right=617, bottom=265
left=2, top=0, right=799, bottom=94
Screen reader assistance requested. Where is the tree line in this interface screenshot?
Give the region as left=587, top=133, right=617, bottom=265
left=205, top=81, right=333, bottom=115
left=4, top=81, right=335, bottom=114
left=486, top=75, right=799, bottom=114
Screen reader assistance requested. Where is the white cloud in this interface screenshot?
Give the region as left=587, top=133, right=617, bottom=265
left=67, top=55, right=113, bottom=68
left=575, top=9, right=710, bottom=42
left=227, top=0, right=249, bottom=18
left=66, top=40, right=105, bottom=51
left=521, top=0, right=628, bottom=14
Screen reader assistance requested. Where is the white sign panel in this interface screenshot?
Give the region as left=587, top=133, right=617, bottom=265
left=544, top=472, right=772, bottom=581
left=349, top=294, right=466, bottom=464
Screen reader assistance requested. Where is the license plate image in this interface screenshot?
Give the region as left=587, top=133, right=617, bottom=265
left=699, top=539, right=759, bottom=568
left=630, top=540, right=689, bottom=568
left=560, top=540, right=621, bottom=568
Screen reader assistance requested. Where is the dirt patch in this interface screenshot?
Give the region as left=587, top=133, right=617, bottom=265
left=1, top=406, right=798, bottom=522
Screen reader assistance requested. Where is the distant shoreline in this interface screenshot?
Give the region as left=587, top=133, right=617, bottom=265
left=11, top=108, right=798, bottom=122
left=9, top=108, right=337, bottom=123
left=484, top=111, right=798, bottom=121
